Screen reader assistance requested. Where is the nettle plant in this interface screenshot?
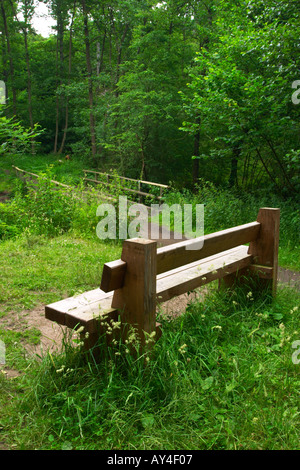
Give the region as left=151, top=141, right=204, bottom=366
left=11, top=173, right=76, bottom=237
left=0, top=113, right=42, bottom=155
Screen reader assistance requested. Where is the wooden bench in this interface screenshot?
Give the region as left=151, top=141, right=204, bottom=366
left=45, top=208, right=280, bottom=350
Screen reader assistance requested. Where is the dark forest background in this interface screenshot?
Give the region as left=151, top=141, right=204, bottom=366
left=1, top=0, right=300, bottom=196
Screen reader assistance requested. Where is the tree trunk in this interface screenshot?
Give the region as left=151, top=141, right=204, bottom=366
left=0, top=17, right=9, bottom=109
left=0, top=0, right=17, bottom=116
left=192, top=115, right=201, bottom=188
left=54, top=9, right=65, bottom=153
left=53, top=38, right=60, bottom=154
left=190, top=4, right=213, bottom=190
left=58, top=1, right=76, bottom=154
left=82, top=0, right=97, bottom=160
left=9, top=0, right=34, bottom=151
left=228, top=146, right=239, bottom=188
left=24, top=28, right=35, bottom=153
left=115, top=23, right=129, bottom=95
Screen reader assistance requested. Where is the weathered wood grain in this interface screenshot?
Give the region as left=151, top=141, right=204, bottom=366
left=157, top=221, right=260, bottom=274
left=111, top=238, right=157, bottom=342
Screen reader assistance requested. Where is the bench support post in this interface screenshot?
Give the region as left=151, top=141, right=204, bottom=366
left=111, top=238, right=157, bottom=346
left=220, top=208, right=280, bottom=295
left=247, top=207, right=280, bottom=296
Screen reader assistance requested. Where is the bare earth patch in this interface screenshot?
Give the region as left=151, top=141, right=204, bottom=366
left=20, top=305, right=69, bottom=356
left=0, top=305, right=69, bottom=359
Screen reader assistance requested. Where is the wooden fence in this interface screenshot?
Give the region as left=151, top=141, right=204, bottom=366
left=12, top=166, right=170, bottom=208
left=12, top=165, right=72, bottom=190
left=83, top=170, right=169, bottom=204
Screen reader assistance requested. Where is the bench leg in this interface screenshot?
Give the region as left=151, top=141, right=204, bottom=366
left=80, top=331, right=99, bottom=353
left=248, top=208, right=280, bottom=296
left=79, top=310, right=120, bottom=361
left=220, top=208, right=280, bottom=297
left=111, top=238, right=157, bottom=349
left=219, top=267, right=248, bottom=290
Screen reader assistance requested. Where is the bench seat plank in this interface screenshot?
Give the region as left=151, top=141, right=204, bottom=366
left=45, top=289, right=115, bottom=332
left=157, top=245, right=252, bottom=302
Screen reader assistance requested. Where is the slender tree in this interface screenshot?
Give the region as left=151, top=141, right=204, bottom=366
left=10, top=0, right=35, bottom=151
left=0, top=0, right=17, bottom=116
left=81, top=0, right=97, bottom=159
left=58, top=0, right=76, bottom=154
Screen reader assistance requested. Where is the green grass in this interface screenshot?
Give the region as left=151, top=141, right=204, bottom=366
left=0, top=270, right=299, bottom=450
left=0, top=233, right=121, bottom=314
left=1, top=153, right=88, bottom=188
left=0, top=152, right=87, bottom=231
left=279, top=245, right=300, bottom=271
left=164, top=185, right=299, bottom=271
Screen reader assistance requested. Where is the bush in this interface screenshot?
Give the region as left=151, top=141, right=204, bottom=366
left=165, top=180, right=299, bottom=249
left=0, top=173, right=124, bottom=243
left=0, top=113, right=42, bottom=155
left=0, top=176, right=76, bottom=239
left=0, top=202, right=20, bottom=239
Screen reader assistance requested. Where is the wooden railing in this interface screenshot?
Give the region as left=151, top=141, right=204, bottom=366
left=12, top=166, right=170, bottom=207
left=83, top=170, right=169, bottom=203
left=12, top=165, right=71, bottom=190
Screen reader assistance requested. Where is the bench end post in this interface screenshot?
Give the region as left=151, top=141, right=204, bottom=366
left=248, top=207, right=280, bottom=296
left=111, top=238, right=157, bottom=346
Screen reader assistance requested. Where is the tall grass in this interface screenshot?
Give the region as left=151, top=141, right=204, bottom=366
left=1, top=283, right=299, bottom=450
left=1, top=165, right=299, bottom=267
left=164, top=181, right=299, bottom=270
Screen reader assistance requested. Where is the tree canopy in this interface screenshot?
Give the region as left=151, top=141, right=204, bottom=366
left=0, top=0, right=299, bottom=195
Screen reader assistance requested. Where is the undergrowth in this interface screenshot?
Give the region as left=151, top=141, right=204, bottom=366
left=1, top=171, right=299, bottom=269
left=1, top=283, right=299, bottom=450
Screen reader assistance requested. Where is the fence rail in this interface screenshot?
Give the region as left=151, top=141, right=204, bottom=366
left=12, top=166, right=170, bottom=208
left=12, top=165, right=71, bottom=190
left=12, top=165, right=115, bottom=202
left=83, top=170, right=169, bottom=203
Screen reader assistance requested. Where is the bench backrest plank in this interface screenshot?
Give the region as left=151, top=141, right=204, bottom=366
left=100, top=221, right=261, bottom=293
left=156, top=221, right=260, bottom=274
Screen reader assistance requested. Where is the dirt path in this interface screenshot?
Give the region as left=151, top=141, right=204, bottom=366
left=278, top=267, right=300, bottom=290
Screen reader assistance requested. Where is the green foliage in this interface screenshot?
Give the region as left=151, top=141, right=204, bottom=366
left=180, top=0, right=300, bottom=193
left=0, top=167, right=130, bottom=244
left=165, top=180, right=299, bottom=247
left=0, top=114, right=42, bottom=156
left=0, top=0, right=299, bottom=451
left=0, top=163, right=298, bottom=450
left=0, top=176, right=75, bottom=239
left=1, top=0, right=299, bottom=193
